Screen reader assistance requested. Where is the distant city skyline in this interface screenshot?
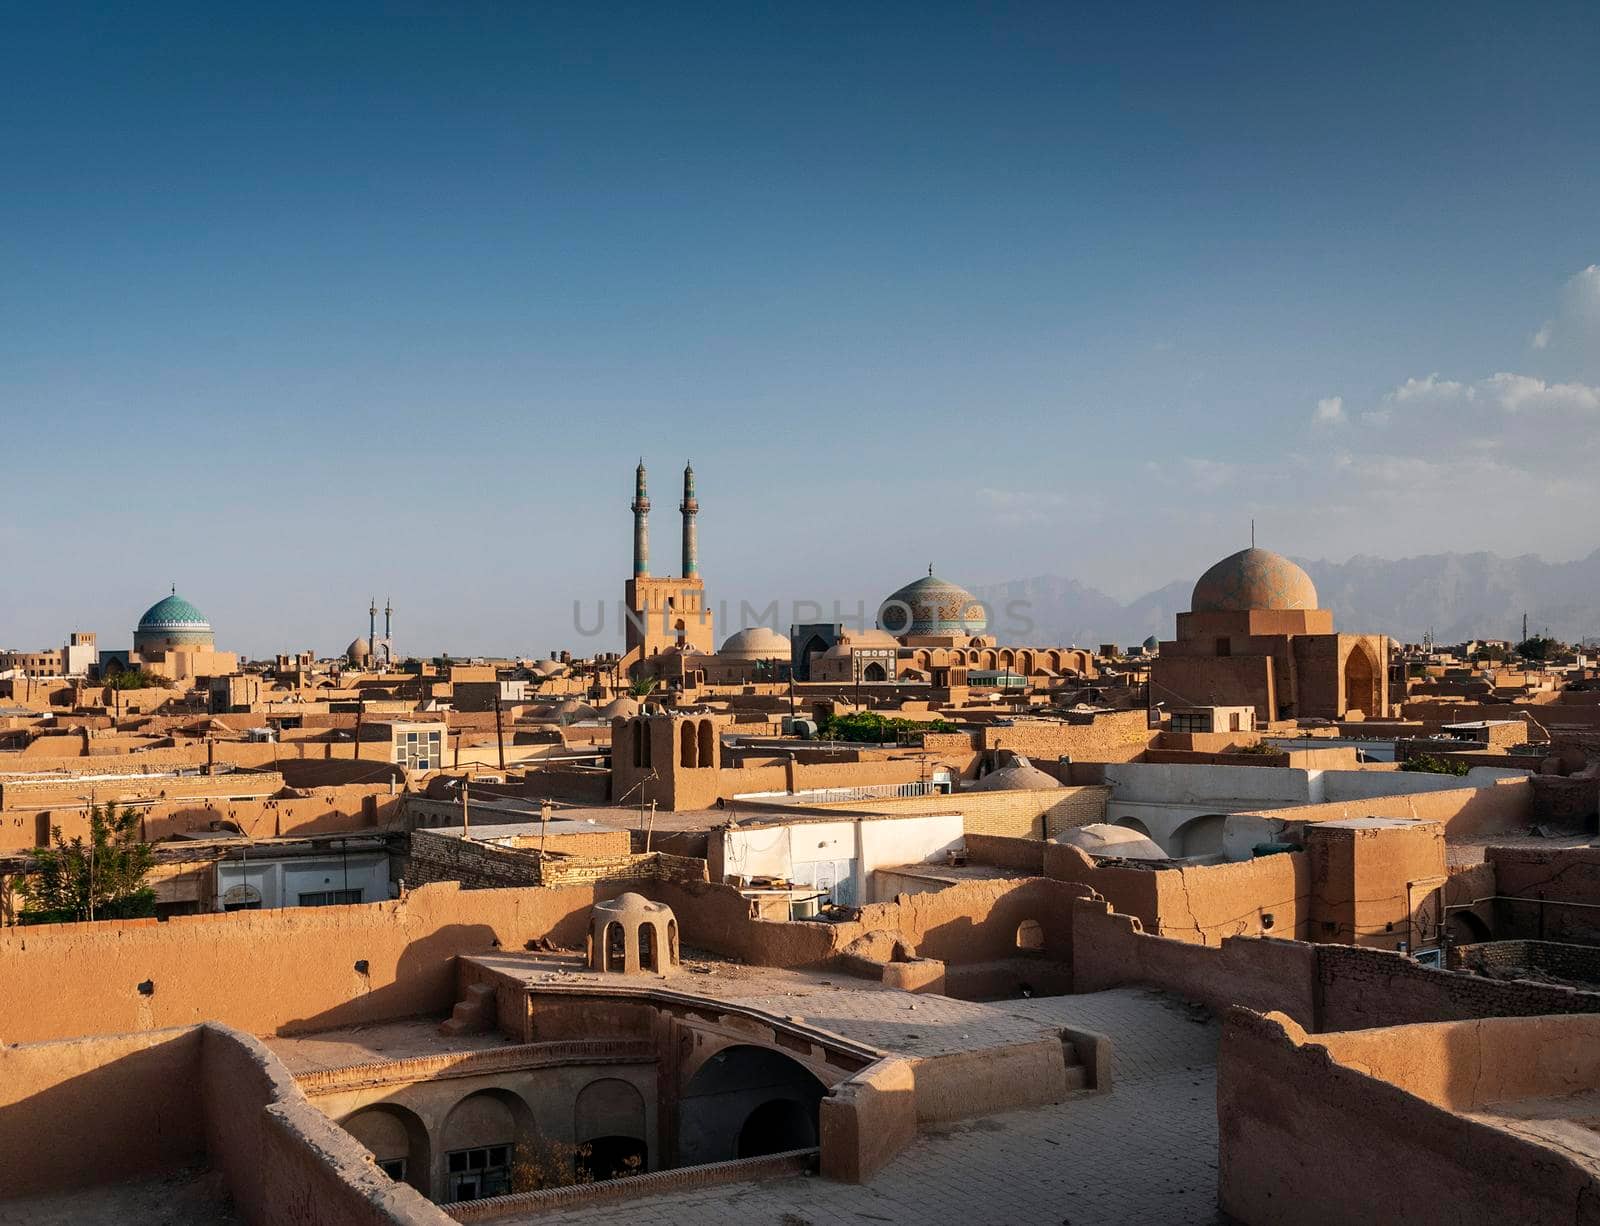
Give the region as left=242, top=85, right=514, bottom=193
left=3, top=3, right=1597, bottom=655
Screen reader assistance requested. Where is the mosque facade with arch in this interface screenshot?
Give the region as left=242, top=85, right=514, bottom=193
left=1150, top=547, right=1392, bottom=723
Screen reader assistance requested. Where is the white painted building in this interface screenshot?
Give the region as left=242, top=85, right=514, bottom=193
left=214, top=843, right=391, bottom=911
left=711, top=812, right=965, bottom=908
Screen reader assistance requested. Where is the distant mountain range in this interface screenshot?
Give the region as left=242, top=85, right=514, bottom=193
left=972, top=550, right=1600, bottom=648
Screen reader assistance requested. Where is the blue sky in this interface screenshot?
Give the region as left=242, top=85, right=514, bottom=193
left=2, top=3, right=1597, bottom=657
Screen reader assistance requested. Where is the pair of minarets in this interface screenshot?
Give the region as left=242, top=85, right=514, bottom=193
left=367, top=598, right=392, bottom=646
left=632, top=461, right=698, bottom=579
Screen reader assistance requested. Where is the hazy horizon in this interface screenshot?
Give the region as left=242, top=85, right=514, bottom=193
left=4, top=4, right=1597, bottom=656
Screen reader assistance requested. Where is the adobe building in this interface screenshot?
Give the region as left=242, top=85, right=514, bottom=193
left=104, top=588, right=239, bottom=682
left=1150, top=547, right=1391, bottom=724
left=622, top=462, right=714, bottom=672
left=789, top=568, right=1095, bottom=684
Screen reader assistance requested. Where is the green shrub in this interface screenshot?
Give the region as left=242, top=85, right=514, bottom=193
left=1400, top=753, right=1470, bottom=776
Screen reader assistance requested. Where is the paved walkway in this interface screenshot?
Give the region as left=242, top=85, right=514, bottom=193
left=513, top=988, right=1225, bottom=1226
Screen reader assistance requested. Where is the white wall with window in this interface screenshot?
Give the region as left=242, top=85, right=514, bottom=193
left=215, top=849, right=391, bottom=912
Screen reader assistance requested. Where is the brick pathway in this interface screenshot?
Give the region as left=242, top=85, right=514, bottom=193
left=516, top=988, right=1225, bottom=1226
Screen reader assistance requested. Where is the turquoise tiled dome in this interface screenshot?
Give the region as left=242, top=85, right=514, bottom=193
left=138, top=593, right=210, bottom=632
left=879, top=568, right=988, bottom=637
left=134, top=590, right=215, bottom=651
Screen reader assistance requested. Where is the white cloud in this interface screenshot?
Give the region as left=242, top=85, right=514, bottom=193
left=1572, top=263, right=1600, bottom=307
left=1376, top=370, right=1600, bottom=419
left=1313, top=395, right=1345, bottom=425
left=1483, top=371, right=1600, bottom=415
left=1387, top=373, right=1472, bottom=405
left=1527, top=264, right=1600, bottom=354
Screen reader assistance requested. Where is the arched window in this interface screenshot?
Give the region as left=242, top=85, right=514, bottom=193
left=639, top=719, right=652, bottom=768
left=680, top=721, right=697, bottom=768
left=639, top=923, right=657, bottom=972
left=698, top=719, right=715, bottom=768
left=1016, top=919, right=1044, bottom=951
left=630, top=720, right=644, bottom=769
left=605, top=921, right=627, bottom=972
left=667, top=918, right=679, bottom=964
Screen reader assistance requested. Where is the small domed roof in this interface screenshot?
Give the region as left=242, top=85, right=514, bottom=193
left=138, top=591, right=211, bottom=633
left=530, top=659, right=567, bottom=677
left=1142, top=635, right=1159, bottom=650
left=968, top=754, right=1063, bottom=792
left=346, top=637, right=372, bottom=660
left=879, top=567, right=987, bottom=636
left=1055, top=823, right=1169, bottom=861
left=719, top=626, right=791, bottom=659
left=593, top=891, right=674, bottom=920
left=553, top=698, right=597, bottom=720
left=1191, top=548, right=1318, bottom=613
left=601, top=696, right=641, bottom=719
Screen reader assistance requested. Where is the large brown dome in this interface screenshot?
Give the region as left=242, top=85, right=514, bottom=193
left=1191, top=548, right=1317, bottom=613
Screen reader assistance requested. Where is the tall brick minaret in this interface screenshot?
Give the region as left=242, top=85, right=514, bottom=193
left=680, top=461, right=699, bottom=578
left=631, top=459, right=650, bottom=577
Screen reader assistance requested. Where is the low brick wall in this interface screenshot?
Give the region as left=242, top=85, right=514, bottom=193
left=406, top=830, right=709, bottom=891
left=1219, top=1009, right=1600, bottom=1226
left=963, top=831, right=1046, bottom=873
left=1069, top=898, right=1319, bottom=1028
left=1449, top=939, right=1600, bottom=986
left=1317, top=943, right=1600, bottom=1030
left=444, top=1149, right=818, bottom=1221
left=820, top=1059, right=917, bottom=1183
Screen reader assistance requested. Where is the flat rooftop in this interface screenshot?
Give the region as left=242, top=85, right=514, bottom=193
left=482, top=987, right=1226, bottom=1226
left=423, top=818, right=628, bottom=841
left=0, top=1167, right=239, bottom=1226
left=458, top=950, right=1063, bottom=1061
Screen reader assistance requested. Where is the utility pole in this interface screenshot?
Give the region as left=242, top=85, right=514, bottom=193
left=493, top=691, right=506, bottom=772
left=87, top=787, right=96, bottom=922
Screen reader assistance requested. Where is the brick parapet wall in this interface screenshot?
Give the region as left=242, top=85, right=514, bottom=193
left=444, top=1149, right=818, bottom=1222
left=405, top=831, right=709, bottom=891
left=1316, top=943, right=1600, bottom=1029
left=294, top=1038, right=657, bottom=1096
left=1449, top=939, right=1600, bottom=985
left=963, top=832, right=1046, bottom=873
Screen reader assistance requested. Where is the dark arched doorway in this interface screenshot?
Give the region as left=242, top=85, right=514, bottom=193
left=1344, top=645, right=1378, bottom=717
left=676, top=1045, right=828, bottom=1167
left=1447, top=910, right=1492, bottom=946
left=579, top=1135, right=648, bottom=1180
left=341, top=1103, right=431, bottom=1197
left=862, top=661, right=887, bottom=682
left=574, top=1077, right=648, bottom=1181
left=737, top=1098, right=817, bottom=1157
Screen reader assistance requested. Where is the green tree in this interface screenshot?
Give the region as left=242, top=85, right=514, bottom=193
left=628, top=675, right=659, bottom=699
left=816, top=710, right=955, bottom=743
left=101, top=665, right=168, bottom=691
left=1400, top=753, right=1471, bottom=777
left=1515, top=636, right=1561, bottom=661
left=20, top=803, right=156, bottom=924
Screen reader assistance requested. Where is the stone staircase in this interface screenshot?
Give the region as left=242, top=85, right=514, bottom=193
left=437, top=981, right=496, bottom=1037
